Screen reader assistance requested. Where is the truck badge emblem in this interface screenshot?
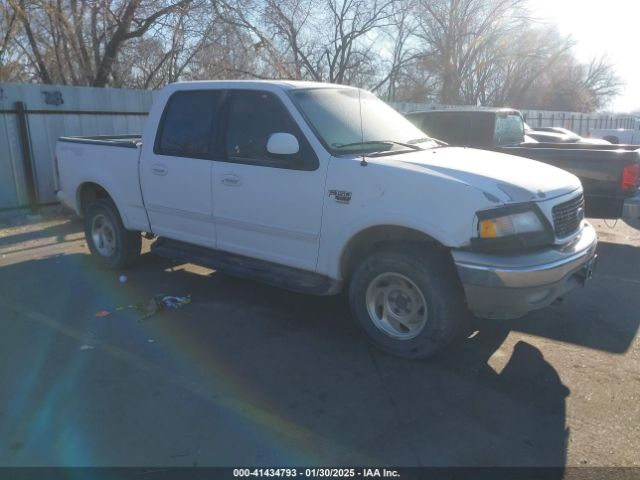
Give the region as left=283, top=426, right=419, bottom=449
left=328, top=190, right=352, bottom=204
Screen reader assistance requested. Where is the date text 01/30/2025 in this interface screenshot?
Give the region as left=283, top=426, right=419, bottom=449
left=232, top=468, right=400, bottom=478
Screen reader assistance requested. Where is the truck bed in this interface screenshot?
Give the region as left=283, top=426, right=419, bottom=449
left=55, top=133, right=149, bottom=232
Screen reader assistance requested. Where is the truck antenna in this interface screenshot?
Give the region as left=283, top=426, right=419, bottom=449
left=358, top=87, right=367, bottom=166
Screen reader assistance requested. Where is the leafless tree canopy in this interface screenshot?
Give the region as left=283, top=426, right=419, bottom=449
left=0, top=0, right=623, bottom=111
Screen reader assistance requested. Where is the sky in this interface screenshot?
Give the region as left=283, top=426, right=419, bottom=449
left=529, top=0, right=639, bottom=112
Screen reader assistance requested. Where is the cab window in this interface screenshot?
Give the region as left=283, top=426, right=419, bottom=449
left=422, top=113, right=471, bottom=145
left=225, top=90, right=317, bottom=170
left=155, top=90, right=223, bottom=158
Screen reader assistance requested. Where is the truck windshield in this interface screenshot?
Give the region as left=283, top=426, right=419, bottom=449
left=290, top=88, right=438, bottom=155
left=494, top=113, right=525, bottom=146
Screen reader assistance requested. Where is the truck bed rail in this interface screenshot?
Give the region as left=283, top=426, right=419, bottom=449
left=58, top=134, right=141, bottom=148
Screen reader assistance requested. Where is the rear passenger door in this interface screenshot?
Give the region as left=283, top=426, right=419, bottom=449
left=212, top=89, right=327, bottom=271
left=140, top=90, right=224, bottom=247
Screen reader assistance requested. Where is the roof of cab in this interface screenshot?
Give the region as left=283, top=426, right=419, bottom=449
left=166, top=79, right=356, bottom=91
left=406, top=107, right=520, bottom=115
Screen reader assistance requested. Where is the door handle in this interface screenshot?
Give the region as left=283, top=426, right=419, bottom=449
left=222, top=174, right=241, bottom=186
left=151, top=164, right=168, bottom=176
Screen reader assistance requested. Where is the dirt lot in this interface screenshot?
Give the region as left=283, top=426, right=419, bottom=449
left=0, top=210, right=638, bottom=467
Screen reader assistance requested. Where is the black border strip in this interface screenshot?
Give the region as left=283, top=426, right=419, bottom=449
left=0, top=467, right=637, bottom=480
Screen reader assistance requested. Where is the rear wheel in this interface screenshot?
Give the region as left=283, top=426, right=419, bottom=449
left=84, top=199, right=141, bottom=269
left=348, top=247, right=468, bottom=359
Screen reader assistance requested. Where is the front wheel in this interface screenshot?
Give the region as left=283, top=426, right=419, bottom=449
left=348, top=247, right=468, bottom=359
left=84, top=199, right=141, bottom=269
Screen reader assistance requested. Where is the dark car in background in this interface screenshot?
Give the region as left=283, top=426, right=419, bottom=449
left=406, top=108, right=640, bottom=220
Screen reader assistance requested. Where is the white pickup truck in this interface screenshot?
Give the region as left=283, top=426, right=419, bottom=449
left=590, top=118, right=640, bottom=144
left=55, top=81, right=597, bottom=358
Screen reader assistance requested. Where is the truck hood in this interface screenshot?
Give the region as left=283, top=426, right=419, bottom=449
left=394, top=147, right=581, bottom=203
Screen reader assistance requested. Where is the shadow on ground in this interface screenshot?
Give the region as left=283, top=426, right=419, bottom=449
left=0, top=217, right=82, bottom=248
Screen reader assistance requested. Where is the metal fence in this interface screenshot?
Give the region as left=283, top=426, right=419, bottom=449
left=0, top=83, right=153, bottom=211
left=520, top=111, right=635, bottom=136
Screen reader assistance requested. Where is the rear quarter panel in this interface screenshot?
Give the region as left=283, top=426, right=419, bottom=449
left=56, top=141, right=149, bottom=231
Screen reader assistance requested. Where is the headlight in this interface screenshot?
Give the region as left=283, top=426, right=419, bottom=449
left=478, top=211, right=544, bottom=238
left=472, top=203, right=554, bottom=252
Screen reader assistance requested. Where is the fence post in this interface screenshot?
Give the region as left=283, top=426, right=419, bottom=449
left=562, top=113, right=566, bottom=128
left=578, top=114, right=583, bottom=135
left=551, top=113, right=554, bottom=126
left=570, top=115, right=575, bottom=131
left=537, top=112, right=542, bottom=127
left=15, top=101, right=39, bottom=214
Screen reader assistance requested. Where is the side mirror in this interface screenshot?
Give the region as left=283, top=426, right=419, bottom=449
left=267, top=133, right=299, bottom=155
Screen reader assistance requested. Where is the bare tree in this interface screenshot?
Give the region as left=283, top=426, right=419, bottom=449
left=368, top=0, right=424, bottom=98
left=0, top=0, right=624, bottom=111
left=0, top=0, right=22, bottom=81
left=8, top=0, right=195, bottom=86
left=580, top=55, right=623, bottom=111
left=415, top=0, right=528, bottom=104
left=218, top=0, right=396, bottom=83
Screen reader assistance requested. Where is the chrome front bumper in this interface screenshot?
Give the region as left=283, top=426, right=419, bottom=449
left=452, top=222, right=598, bottom=319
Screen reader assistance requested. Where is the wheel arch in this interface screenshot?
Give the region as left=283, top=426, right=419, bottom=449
left=339, top=225, right=447, bottom=280
left=76, top=181, right=129, bottom=228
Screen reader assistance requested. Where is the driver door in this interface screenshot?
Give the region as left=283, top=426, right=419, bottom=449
left=212, top=90, right=327, bottom=271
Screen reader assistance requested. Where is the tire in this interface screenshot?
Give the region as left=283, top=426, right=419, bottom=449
left=348, top=246, right=468, bottom=359
left=84, top=199, right=141, bottom=270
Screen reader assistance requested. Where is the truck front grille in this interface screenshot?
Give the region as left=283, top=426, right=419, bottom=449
left=552, top=194, right=584, bottom=238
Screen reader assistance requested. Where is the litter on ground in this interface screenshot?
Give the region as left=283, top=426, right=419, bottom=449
left=114, top=294, right=192, bottom=320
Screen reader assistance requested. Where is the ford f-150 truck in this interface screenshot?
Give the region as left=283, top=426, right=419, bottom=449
left=55, top=81, right=597, bottom=359
left=406, top=108, right=640, bottom=220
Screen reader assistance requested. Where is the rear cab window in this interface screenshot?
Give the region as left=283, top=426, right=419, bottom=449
left=155, top=90, right=224, bottom=158
left=493, top=112, right=525, bottom=146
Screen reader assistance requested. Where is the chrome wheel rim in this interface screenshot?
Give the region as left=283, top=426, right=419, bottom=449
left=91, top=214, right=116, bottom=257
left=365, top=272, right=428, bottom=340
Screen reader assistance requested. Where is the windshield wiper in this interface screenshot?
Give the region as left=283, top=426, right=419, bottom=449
left=407, top=137, right=448, bottom=147
left=334, top=140, right=422, bottom=151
